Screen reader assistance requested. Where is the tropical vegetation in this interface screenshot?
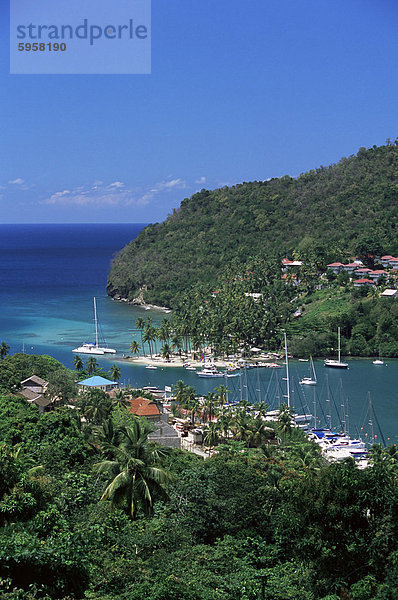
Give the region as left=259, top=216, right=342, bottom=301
left=0, top=353, right=398, bottom=598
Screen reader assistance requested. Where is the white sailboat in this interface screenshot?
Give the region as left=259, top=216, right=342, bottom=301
left=299, top=355, right=317, bottom=385
left=324, top=327, right=348, bottom=369
left=73, top=297, right=116, bottom=355
left=373, top=347, right=384, bottom=365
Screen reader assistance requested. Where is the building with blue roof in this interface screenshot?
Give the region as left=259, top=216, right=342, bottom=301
left=78, top=376, right=118, bottom=392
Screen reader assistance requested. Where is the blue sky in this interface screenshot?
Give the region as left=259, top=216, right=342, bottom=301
left=0, top=0, right=397, bottom=224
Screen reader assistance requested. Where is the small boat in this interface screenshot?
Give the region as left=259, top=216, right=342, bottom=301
left=197, top=365, right=224, bottom=378
left=373, top=347, right=384, bottom=365
left=145, top=365, right=158, bottom=370
left=300, top=356, right=317, bottom=385
left=73, top=298, right=116, bottom=355
left=324, top=327, right=348, bottom=369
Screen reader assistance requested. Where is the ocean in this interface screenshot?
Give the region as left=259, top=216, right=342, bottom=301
left=0, top=224, right=397, bottom=443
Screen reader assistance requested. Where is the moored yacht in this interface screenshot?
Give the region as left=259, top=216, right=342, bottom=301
left=324, top=327, right=348, bottom=369
left=73, top=298, right=116, bottom=355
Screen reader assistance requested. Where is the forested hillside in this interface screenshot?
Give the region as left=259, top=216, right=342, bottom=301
left=108, top=143, right=398, bottom=307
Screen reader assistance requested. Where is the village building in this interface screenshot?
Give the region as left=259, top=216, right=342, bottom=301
left=353, top=278, right=375, bottom=288
left=380, top=255, right=397, bottom=268
left=341, top=262, right=362, bottom=274
left=389, top=258, right=398, bottom=270
left=129, top=396, right=161, bottom=421
left=367, top=270, right=388, bottom=282
left=281, top=258, right=303, bottom=271
left=327, top=262, right=345, bottom=274
left=77, top=375, right=118, bottom=393
left=354, top=268, right=372, bottom=277
left=19, top=375, right=53, bottom=413
left=380, top=289, right=398, bottom=298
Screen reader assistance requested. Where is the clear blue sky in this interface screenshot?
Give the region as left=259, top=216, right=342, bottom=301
left=1, top=0, right=397, bottom=223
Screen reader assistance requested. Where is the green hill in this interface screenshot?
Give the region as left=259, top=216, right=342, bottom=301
left=107, top=143, right=398, bottom=307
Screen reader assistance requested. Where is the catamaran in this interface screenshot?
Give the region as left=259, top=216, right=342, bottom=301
left=324, top=327, right=348, bottom=369
left=73, top=297, right=116, bottom=355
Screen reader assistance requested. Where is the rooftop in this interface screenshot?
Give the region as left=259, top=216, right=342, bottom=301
left=78, top=376, right=118, bottom=387
left=129, top=396, right=161, bottom=417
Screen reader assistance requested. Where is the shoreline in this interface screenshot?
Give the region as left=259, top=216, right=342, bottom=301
left=110, top=295, right=172, bottom=313
left=121, top=355, right=234, bottom=368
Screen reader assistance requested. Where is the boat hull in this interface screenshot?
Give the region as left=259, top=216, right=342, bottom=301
left=324, top=360, right=348, bottom=369
left=73, top=346, right=105, bottom=355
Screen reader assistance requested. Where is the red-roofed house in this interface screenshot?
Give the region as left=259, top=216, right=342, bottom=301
left=342, top=263, right=362, bottom=274
left=389, top=258, right=398, bottom=270
left=353, top=278, right=375, bottom=287
left=281, top=258, right=303, bottom=271
left=368, top=270, right=388, bottom=282
left=129, top=397, right=161, bottom=421
left=327, top=262, right=345, bottom=274
left=354, top=268, right=372, bottom=276
left=380, top=255, right=396, bottom=268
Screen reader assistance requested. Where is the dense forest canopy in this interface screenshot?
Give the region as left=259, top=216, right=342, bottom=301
left=108, top=143, right=398, bottom=307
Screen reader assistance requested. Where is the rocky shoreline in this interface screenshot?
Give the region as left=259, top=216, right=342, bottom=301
left=107, top=283, right=171, bottom=313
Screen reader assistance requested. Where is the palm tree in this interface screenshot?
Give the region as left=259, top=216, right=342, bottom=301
left=172, top=380, right=189, bottom=405
left=215, top=384, right=229, bottom=408
left=135, top=317, right=145, bottom=354
left=203, top=422, right=219, bottom=450
left=143, top=323, right=156, bottom=359
left=73, top=354, right=84, bottom=371
left=160, top=343, right=172, bottom=362
left=86, top=357, right=99, bottom=375
left=94, top=420, right=172, bottom=520
left=217, top=412, right=232, bottom=441
left=82, top=390, right=112, bottom=425
left=130, top=340, right=140, bottom=356
left=0, top=341, right=10, bottom=360
left=277, top=404, right=293, bottom=445
left=202, top=392, right=218, bottom=422
left=110, top=364, right=121, bottom=382
left=171, top=334, right=183, bottom=358
left=112, top=389, right=130, bottom=410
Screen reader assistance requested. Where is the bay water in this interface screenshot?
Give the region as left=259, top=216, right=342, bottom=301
left=0, top=224, right=396, bottom=443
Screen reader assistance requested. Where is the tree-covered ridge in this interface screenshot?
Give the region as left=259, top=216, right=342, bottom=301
left=108, top=143, right=398, bottom=307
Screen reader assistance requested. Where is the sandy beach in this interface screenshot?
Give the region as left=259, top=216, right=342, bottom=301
left=121, top=354, right=233, bottom=369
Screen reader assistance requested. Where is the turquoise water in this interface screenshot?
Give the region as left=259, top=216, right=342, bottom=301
left=0, top=224, right=396, bottom=443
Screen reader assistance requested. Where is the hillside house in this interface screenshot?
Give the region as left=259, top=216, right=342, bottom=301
left=353, top=278, right=375, bottom=288
left=78, top=376, right=118, bottom=393
left=368, top=270, right=388, bottom=282
left=327, top=262, right=345, bottom=274
left=129, top=396, right=161, bottom=421
left=354, top=268, right=372, bottom=277
left=389, top=258, right=398, bottom=270
left=380, top=255, right=397, bottom=268
left=19, top=375, right=52, bottom=413
left=281, top=258, right=303, bottom=271
left=341, top=262, right=362, bottom=275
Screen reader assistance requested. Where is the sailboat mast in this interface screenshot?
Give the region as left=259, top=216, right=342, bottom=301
left=326, top=374, right=332, bottom=429
left=284, top=331, right=290, bottom=408
left=94, top=297, right=99, bottom=349
left=338, top=327, right=341, bottom=362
